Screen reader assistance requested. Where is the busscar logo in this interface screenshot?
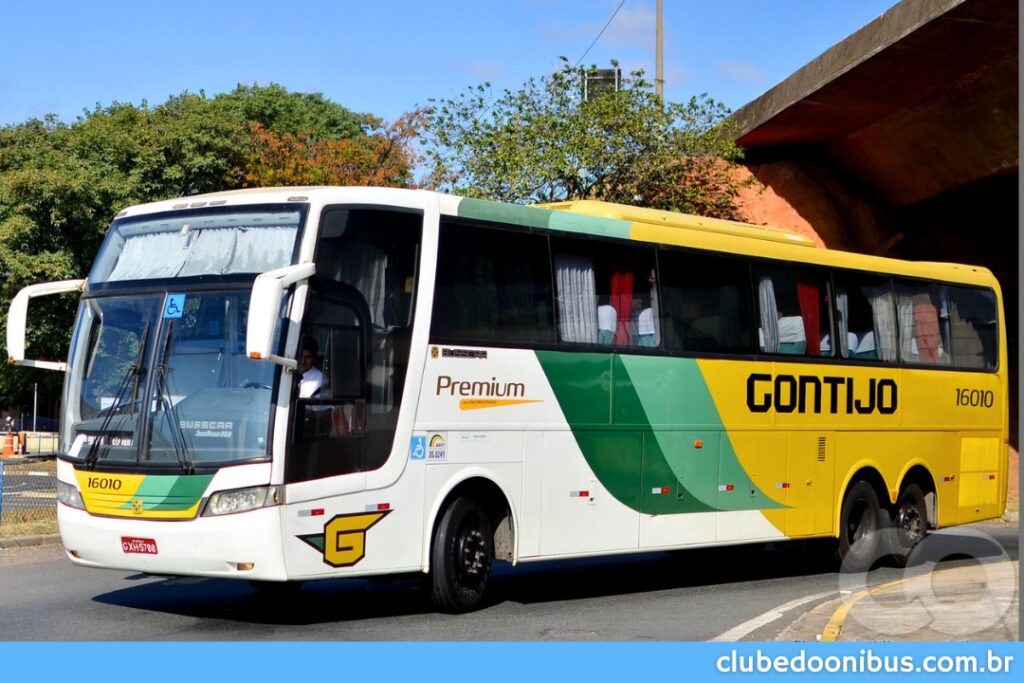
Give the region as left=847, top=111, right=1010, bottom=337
left=441, top=348, right=488, bottom=359
left=298, top=510, right=392, bottom=567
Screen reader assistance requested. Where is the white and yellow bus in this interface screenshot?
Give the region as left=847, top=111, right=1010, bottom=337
left=6, top=187, right=1008, bottom=611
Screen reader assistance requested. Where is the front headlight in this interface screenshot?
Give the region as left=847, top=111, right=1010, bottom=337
left=203, top=485, right=280, bottom=516
left=56, top=480, right=85, bottom=510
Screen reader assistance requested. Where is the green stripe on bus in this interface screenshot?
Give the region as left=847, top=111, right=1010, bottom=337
left=457, top=198, right=632, bottom=239
left=457, top=198, right=551, bottom=229
left=546, top=210, right=632, bottom=239
left=118, top=474, right=213, bottom=510
left=536, top=351, right=782, bottom=514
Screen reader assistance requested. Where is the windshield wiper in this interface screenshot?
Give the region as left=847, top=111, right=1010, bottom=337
left=84, top=322, right=150, bottom=469
left=152, top=321, right=194, bottom=474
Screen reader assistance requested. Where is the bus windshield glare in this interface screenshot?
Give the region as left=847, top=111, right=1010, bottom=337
left=62, top=290, right=279, bottom=468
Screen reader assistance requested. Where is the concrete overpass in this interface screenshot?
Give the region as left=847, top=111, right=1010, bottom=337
left=731, top=0, right=1018, bottom=438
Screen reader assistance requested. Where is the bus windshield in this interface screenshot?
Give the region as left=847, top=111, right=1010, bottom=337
left=89, top=206, right=302, bottom=284
left=62, top=290, right=279, bottom=468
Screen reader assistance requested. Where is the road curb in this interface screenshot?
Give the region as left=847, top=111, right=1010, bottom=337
left=0, top=533, right=61, bottom=549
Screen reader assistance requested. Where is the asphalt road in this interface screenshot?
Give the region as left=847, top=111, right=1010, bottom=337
left=0, top=521, right=1016, bottom=641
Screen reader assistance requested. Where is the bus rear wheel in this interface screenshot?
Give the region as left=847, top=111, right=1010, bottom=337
left=889, top=483, right=928, bottom=567
left=838, top=480, right=883, bottom=572
left=429, top=497, right=493, bottom=613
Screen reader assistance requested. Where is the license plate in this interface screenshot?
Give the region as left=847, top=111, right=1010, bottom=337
left=121, top=537, right=158, bottom=555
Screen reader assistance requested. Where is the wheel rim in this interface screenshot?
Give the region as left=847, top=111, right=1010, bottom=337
left=454, top=513, right=490, bottom=591
left=897, top=503, right=923, bottom=545
left=846, top=497, right=874, bottom=545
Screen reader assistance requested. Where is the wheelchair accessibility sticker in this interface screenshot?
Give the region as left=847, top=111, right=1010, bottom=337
left=409, top=434, right=426, bottom=460
left=163, top=294, right=186, bottom=319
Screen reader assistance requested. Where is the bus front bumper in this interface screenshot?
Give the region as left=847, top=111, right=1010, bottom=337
left=57, top=503, right=289, bottom=580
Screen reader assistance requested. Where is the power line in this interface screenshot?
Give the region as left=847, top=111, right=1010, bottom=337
left=574, top=0, right=628, bottom=67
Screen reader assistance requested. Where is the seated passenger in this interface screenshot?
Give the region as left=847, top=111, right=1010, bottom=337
left=597, top=302, right=616, bottom=345
left=298, top=336, right=324, bottom=398
left=636, top=307, right=656, bottom=347
left=777, top=315, right=806, bottom=354
left=821, top=331, right=859, bottom=355
left=853, top=331, right=876, bottom=359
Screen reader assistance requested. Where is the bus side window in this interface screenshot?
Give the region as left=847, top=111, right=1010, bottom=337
left=431, top=221, right=554, bottom=345
left=659, top=250, right=753, bottom=355
left=754, top=265, right=833, bottom=357
left=895, top=281, right=951, bottom=366
left=947, top=286, right=998, bottom=370
left=834, top=273, right=896, bottom=362
left=552, top=238, right=658, bottom=349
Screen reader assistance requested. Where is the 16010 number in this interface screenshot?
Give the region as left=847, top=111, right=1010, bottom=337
left=955, top=388, right=994, bottom=408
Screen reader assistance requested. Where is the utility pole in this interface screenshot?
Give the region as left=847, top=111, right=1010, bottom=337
left=656, top=0, right=664, bottom=100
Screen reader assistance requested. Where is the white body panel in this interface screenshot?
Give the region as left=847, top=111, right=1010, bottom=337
left=46, top=187, right=791, bottom=586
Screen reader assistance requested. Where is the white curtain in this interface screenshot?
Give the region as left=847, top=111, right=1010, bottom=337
left=835, top=290, right=850, bottom=356
left=896, top=292, right=917, bottom=362
left=331, top=242, right=389, bottom=328
left=758, top=277, right=779, bottom=353
left=647, top=267, right=661, bottom=345
left=865, top=286, right=898, bottom=362
left=107, top=226, right=297, bottom=281
left=555, top=255, right=597, bottom=343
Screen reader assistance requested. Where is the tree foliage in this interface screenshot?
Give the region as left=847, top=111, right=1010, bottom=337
left=0, top=84, right=418, bottom=411
left=422, top=59, right=746, bottom=218
left=243, top=111, right=423, bottom=188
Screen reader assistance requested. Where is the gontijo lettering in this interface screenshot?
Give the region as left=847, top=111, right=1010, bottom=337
left=746, top=373, right=898, bottom=415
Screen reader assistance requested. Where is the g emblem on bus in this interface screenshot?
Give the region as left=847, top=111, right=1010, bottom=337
left=298, top=510, right=392, bottom=567
left=131, top=498, right=144, bottom=515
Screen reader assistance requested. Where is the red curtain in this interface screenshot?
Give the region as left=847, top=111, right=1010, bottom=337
left=611, top=270, right=633, bottom=346
left=796, top=282, right=820, bottom=356
left=914, top=300, right=941, bottom=362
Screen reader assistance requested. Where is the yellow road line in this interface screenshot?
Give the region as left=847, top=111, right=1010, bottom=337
left=820, top=565, right=966, bottom=641
left=820, top=577, right=912, bottom=642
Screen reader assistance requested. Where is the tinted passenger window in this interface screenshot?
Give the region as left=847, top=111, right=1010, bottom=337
left=552, top=238, right=659, bottom=348
left=431, top=221, right=554, bottom=344
left=895, top=281, right=951, bottom=366
left=948, top=286, right=998, bottom=370
left=754, top=265, right=833, bottom=357
left=834, top=273, right=897, bottom=362
left=659, top=250, right=753, bottom=354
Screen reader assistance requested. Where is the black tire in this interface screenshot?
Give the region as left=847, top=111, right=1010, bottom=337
left=838, top=480, right=883, bottom=572
left=888, top=483, right=928, bottom=567
left=429, top=497, right=493, bottom=613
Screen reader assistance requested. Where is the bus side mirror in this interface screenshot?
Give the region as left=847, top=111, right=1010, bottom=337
left=6, top=279, right=86, bottom=372
left=246, top=263, right=316, bottom=369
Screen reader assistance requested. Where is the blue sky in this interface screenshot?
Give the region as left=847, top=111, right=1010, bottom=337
left=0, top=0, right=900, bottom=126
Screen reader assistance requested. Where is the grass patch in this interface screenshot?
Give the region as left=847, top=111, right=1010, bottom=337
left=0, top=517, right=58, bottom=538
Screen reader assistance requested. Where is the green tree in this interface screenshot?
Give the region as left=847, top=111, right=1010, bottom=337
left=423, top=59, right=746, bottom=218
left=0, top=84, right=396, bottom=415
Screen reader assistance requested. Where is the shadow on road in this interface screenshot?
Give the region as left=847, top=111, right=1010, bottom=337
left=90, top=525, right=1016, bottom=629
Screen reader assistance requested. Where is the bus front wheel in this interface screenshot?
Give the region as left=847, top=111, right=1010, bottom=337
left=838, top=480, right=883, bottom=572
left=429, top=497, right=493, bottom=613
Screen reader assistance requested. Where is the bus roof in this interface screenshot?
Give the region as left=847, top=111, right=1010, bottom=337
left=110, top=186, right=999, bottom=290
left=537, top=199, right=818, bottom=248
